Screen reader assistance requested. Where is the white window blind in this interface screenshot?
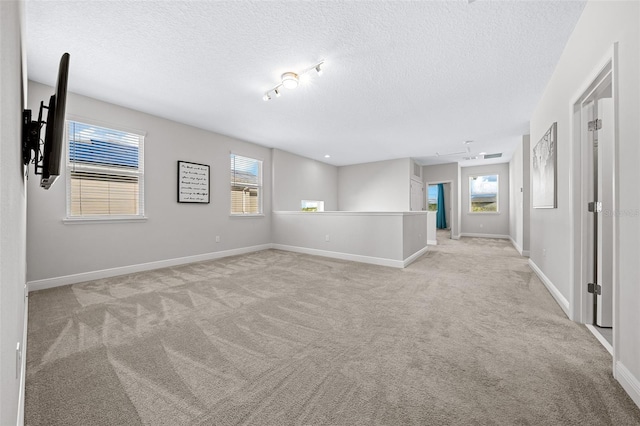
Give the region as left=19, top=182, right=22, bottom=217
left=66, top=121, right=144, bottom=218
left=230, top=154, right=262, bottom=215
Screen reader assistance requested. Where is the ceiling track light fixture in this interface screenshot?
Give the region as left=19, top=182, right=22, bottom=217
left=263, top=60, right=324, bottom=101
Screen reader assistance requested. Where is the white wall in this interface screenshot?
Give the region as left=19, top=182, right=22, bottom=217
left=423, top=162, right=460, bottom=238
left=27, top=82, right=272, bottom=284
left=529, top=0, right=640, bottom=407
left=402, top=213, right=429, bottom=258
left=272, top=148, right=337, bottom=211
left=460, top=163, right=510, bottom=237
left=338, top=158, right=410, bottom=211
left=509, top=135, right=530, bottom=255
left=0, top=1, right=27, bottom=424
left=272, top=211, right=427, bottom=267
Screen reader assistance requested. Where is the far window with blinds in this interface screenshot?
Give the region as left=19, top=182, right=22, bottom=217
left=66, top=121, right=144, bottom=219
left=230, top=154, right=262, bottom=215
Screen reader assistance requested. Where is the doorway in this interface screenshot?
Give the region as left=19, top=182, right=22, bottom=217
left=427, top=182, right=452, bottom=240
left=572, top=53, right=617, bottom=355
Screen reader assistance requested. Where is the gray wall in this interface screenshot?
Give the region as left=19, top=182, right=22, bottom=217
left=460, top=163, right=510, bottom=236
left=338, top=158, right=411, bottom=211
left=0, top=1, right=27, bottom=424
left=423, top=162, right=460, bottom=238
left=530, top=0, right=639, bottom=401
left=27, top=82, right=272, bottom=282
left=509, top=135, right=530, bottom=254
left=272, top=149, right=338, bottom=211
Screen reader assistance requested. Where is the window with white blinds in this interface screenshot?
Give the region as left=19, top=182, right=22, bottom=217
left=230, top=154, right=262, bottom=215
left=66, top=121, right=144, bottom=219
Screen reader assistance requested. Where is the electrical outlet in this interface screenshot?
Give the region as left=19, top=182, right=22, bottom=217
left=325, top=234, right=330, bottom=242
left=215, top=236, right=220, bottom=243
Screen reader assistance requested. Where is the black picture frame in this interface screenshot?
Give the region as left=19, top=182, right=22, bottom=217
left=177, top=161, right=210, bottom=203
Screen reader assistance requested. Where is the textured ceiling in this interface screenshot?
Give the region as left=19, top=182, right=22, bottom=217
left=25, top=0, right=585, bottom=167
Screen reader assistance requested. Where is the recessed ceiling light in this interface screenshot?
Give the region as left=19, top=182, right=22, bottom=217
left=324, top=154, right=331, bottom=158
left=479, top=152, right=487, bottom=156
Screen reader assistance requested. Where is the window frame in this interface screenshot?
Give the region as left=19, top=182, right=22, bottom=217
left=468, top=174, right=500, bottom=214
left=64, top=119, right=146, bottom=223
left=230, top=153, right=263, bottom=216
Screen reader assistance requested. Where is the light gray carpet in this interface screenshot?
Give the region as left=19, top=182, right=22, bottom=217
left=25, top=237, right=640, bottom=425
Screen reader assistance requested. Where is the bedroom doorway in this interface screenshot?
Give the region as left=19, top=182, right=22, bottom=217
left=427, top=182, right=452, bottom=240
left=571, top=51, right=617, bottom=356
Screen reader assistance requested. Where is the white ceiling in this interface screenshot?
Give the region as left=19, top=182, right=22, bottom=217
left=25, top=0, right=585, bottom=167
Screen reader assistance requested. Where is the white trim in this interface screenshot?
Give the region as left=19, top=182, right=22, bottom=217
left=616, top=362, right=640, bottom=410
left=65, top=114, right=147, bottom=137
left=508, top=236, right=529, bottom=257
left=459, top=233, right=510, bottom=239
left=63, top=216, right=148, bottom=224
left=272, top=210, right=419, bottom=217
left=509, top=236, right=523, bottom=255
left=16, top=291, right=28, bottom=426
left=528, top=259, right=570, bottom=318
left=585, top=324, right=613, bottom=355
left=272, top=244, right=405, bottom=268
left=403, top=246, right=429, bottom=267
left=427, top=239, right=438, bottom=246
left=27, top=244, right=272, bottom=292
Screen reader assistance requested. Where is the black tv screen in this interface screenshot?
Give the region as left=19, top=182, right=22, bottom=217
left=40, top=52, right=70, bottom=189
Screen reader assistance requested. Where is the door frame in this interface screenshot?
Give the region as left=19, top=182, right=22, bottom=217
left=569, top=44, right=619, bottom=371
left=425, top=180, right=454, bottom=238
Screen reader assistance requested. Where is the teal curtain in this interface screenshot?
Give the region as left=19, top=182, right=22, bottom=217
left=436, top=183, right=447, bottom=229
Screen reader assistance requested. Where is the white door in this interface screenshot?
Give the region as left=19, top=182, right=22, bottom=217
left=583, top=77, right=613, bottom=328
left=410, top=179, right=423, bottom=211
left=596, top=97, right=614, bottom=327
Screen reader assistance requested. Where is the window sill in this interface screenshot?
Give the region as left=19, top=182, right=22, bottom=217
left=467, top=212, right=500, bottom=215
left=63, top=216, right=148, bottom=225
left=229, top=214, right=265, bottom=218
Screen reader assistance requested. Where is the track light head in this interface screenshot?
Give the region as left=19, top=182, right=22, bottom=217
left=263, top=93, right=271, bottom=101
left=274, top=88, right=281, bottom=97
left=315, top=63, right=323, bottom=76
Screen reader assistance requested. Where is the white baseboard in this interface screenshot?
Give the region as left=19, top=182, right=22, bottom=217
left=272, top=244, right=405, bottom=268
left=459, top=233, right=510, bottom=239
left=403, top=246, right=429, bottom=267
left=427, top=239, right=438, bottom=246
left=616, top=361, right=640, bottom=410
left=27, top=244, right=273, bottom=292
left=508, top=237, right=530, bottom=257
left=528, top=259, right=570, bottom=318
left=16, top=292, right=28, bottom=426
left=585, top=324, right=613, bottom=355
